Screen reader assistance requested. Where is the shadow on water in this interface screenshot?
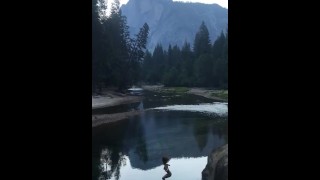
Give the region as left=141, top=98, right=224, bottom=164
left=92, top=91, right=227, bottom=180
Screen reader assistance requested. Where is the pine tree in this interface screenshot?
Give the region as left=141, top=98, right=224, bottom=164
left=128, top=23, right=150, bottom=85
left=142, top=50, right=153, bottom=83
left=152, top=44, right=165, bottom=83
left=104, top=0, right=131, bottom=90
left=211, top=31, right=227, bottom=88
left=180, top=41, right=194, bottom=86
left=193, top=21, right=211, bottom=58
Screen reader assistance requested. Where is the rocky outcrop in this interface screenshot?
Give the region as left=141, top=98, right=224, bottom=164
left=202, top=144, right=228, bottom=180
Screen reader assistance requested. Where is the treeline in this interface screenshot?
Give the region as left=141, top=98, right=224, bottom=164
left=92, top=0, right=149, bottom=93
left=92, top=0, right=228, bottom=94
left=142, top=22, right=228, bottom=89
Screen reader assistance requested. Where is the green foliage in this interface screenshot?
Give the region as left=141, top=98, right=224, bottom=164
left=211, top=90, right=228, bottom=100
left=92, top=0, right=227, bottom=93
left=193, top=21, right=211, bottom=58
left=92, top=0, right=149, bottom=93
left=158, top=87, right=189, bottom=94
left=141, top=22, right=227, bottom=89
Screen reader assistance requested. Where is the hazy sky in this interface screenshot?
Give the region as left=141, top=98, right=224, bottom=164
left=117, top=0, right=228, bottom=9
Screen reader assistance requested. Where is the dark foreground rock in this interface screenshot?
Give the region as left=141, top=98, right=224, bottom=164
left=202, top=144, right=228, bottom=180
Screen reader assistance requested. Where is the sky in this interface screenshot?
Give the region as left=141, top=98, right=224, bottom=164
left=117, top=0, right=228, bottom=9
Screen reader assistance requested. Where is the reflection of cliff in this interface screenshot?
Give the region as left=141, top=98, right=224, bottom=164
left=93, top=110, right=228, bottom=173
left=126, top=111, right=227, bottom=170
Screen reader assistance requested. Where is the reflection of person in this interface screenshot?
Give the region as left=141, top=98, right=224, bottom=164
left=162, top=156, right=172, bottom=180
left=103, top=162, right=107, bottom=172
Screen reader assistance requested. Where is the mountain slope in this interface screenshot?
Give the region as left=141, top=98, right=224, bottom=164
left=121, top=0, right=228, bottom=51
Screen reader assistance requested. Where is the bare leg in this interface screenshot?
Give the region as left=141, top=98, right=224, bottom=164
left=162, top=172, right=172, bottom=179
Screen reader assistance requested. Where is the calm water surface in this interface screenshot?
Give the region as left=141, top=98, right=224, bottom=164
left=92, top=91, right=228, bottom=180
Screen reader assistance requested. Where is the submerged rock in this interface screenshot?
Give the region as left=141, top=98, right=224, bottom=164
left=202, top=144, right=228, bottom=180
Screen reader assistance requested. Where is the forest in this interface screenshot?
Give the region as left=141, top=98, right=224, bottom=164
left=92, top=0, right=228, bottom=94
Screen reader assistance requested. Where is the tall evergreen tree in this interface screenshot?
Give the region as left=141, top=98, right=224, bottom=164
left=152, top=44, right=165, bottom=83
left=92, top=0, right=109, bottom=93
left=140, top=22, right=227, bottom=88
left=166, top=44, right=173, bottom=69
left=180, top=41, right=194, bottom=86
left=103, top=0, right=131, bottom=90
left=142, top=50, right=153, bottom=83
left=193, top=21, right=211, bottom=58
left=129, top=23, right=150, bottom=85
left=211, top=31, right=227, bottom=88
left=212, top=31, right=226, bottom=59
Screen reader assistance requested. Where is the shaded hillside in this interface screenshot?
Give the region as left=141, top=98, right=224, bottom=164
left=121, top=0, right=228, bottom=51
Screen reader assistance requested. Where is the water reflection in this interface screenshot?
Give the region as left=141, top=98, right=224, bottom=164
left=93, top=111, right=227, bottom=179
left=92, top=91, right=227, bottom=180
left=98, top=149, right=127, bottom=180
left=101, top=155, right=209, bottom=180
left=193, top=119, right=210, bottom=152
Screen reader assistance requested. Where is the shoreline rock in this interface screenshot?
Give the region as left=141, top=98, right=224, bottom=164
left=202, top=144, right=228, bottom=180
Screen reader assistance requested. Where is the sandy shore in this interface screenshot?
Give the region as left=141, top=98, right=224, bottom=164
left=92, top=110, right=144, bottom=127
left=92, top=90, right=145, bottom=127
left=92, top=91, right=143, bottom=109
left=92, top=86, right=227, bottom=127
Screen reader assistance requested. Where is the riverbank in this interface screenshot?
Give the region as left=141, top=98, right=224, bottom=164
left=92, top=91, right=143, bottom=109
left=142, top=85, right=228, bottom=101
left=92, top=90, right=145, bottom=127
left=188, top=88, right=228, bottom=101
left=92, top=110, right=144, bottom=127
left=92, top=86, right=227, bottom=127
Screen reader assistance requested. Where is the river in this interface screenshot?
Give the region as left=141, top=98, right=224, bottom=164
left=92, top=90, right=228, bottom=180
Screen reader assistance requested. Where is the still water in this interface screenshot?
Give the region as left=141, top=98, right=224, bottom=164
left=92, top=91, right=228, bottom=180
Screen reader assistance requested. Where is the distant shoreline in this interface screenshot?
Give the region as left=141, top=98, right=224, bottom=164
left=142, top=85, right=228, bottom=102
left=92, top=86, right=227, bottom=127
left=187, top=88, right=227, bottom=102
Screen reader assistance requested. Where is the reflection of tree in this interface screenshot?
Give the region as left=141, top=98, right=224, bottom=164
left=193, top=118, right=209, bottom=152
left=223, top=122, right=228, bottom=143
left=211, top=117, right=228, bottom=143
left=98, top=148, right=127, bottom=180
left=93, top=118, right=130, bottom=179
left=130, top=114, right=149, bottom=163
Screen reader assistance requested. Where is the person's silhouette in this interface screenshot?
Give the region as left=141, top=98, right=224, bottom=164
left=162, top=156, right=172, bottom=180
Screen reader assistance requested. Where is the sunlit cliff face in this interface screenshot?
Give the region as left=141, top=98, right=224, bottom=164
left=123, top=0, right=171, bottom=26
